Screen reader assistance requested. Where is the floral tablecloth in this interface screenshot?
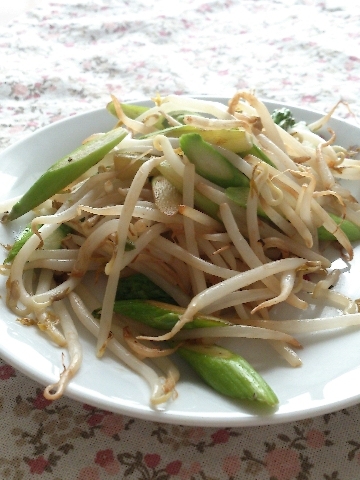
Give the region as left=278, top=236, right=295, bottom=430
left=1, top=0, right=360, bottom=478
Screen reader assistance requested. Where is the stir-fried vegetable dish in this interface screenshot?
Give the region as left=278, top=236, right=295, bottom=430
left=2, top=91, right=360, bottom=409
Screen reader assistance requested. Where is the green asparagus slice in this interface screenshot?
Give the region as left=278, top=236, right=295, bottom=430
left=8, top=127, right=127, bottom=221
left=109, top=275, right=278, bottom=406
left=180, top=133, right=250, bottom=188
left=113, top=299, right=230, bottom=330
left=318, top=214, right=360, bottom=242
left=106, top=101, right=149, bottom=120
left=116, top=274, right=176, bottom=304
left=4, top=223, right=72, bottom=263
left=145, top=125, right=253, bottom=152
left=106, top=101, right=190, bottom=125
left=106, top=101, right=169, bottom=130
left=177, top=343, right=278, bottom=406
left=225, top=186, right=266, bottom=218
left=112, top=297, right=277, bottom=405
left=226, top=186, right=360, bottom=242
left=241, top=144, right=275, bottom=167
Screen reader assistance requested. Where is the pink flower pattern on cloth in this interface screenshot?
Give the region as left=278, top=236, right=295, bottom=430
left=1, top=0, right=360, bottom=478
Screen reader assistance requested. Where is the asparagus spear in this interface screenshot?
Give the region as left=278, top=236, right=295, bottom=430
left=116, top=274, right=176, bottom=305
left=113, top=298, right=277, bottom=405
left=177, top=343, right=278, bottom=406
left=145, top=125, right=253, bottom=152
left=180, top=133, right=250, bottom=188
left=318, top=215, right=360, bottom=242
left=241, top=144, right=275, bottom=167
left=106, top=100, right=170, bottom=130
left=109, top=99, right=274, bottom=167
left=226, top=186, right=360, bottom=242
left=4, top=221, right=136, bottom=264
left=113, top=299, right=230, bottom=330
left=106, top=101, right=149, bottom=120
left=107, top=100, right=289, bottom=169
left=7, top=127, right=127, bottom=221
left=113, top=298, right=278, bottom=406
left=4, top=223, right=72, bottom=263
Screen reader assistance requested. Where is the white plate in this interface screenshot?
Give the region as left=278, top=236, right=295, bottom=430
left=0, top=98, right=360, bottom=427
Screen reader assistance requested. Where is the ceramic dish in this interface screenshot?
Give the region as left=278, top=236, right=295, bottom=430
left=0, top=98, right=359, bottom=427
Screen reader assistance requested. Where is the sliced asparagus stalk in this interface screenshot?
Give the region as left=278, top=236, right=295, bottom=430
left=113, top=299, right=230, bottom=330
left=4, top=223, right=72, bottom=263
left=177, top=343, right=278, bottom=406
left=106, top=101, right=149, bottom=120
left=180, top=133, right=250, bottom=188
left=146, top=125, right=253, bottom=152
left=116, top=274, right=177, bottom=305
left=226, top=186, right=360, bottom=242
left=8, top=127, right=127, bottom=221
left=110, top=295, right=278, bottom=406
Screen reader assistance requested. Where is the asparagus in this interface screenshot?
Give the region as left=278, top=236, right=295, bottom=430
left=7, top=127, right=127, bottom=221
left=109, top=289, right=277, bottom=406
left=145, top=124, right=253, bottom=152
left=180, top=133, right=250, bottom=188
left=113, top=299, right=230, bottom=330
left=4, top=223, right=72, bottom=263
left=116, top=274, right=176, bottom=305
left=106, top=100, right=168, bottom=130
left=226, top=186, right=360, bottom=242
left=177, top=343, right=278, bottom=406
left=241, top=143, right=275, bottom=167
left=106, top=101, right=149, bottom=120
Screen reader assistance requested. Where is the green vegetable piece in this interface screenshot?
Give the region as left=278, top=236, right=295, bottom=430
left=241, top=144, right=275, bottom=167
left=124, top=239, right=136, bottom=251
left=43, top=224, right=73, bottom=250
left=106, top=101, right=149, bottom=120
left=179, top=133, right=249, bottom=188
left=5, top=223, right=72, bottom=263
left=109, top=278, right=277, bottom=406
left=8, top=127, right=127, bottom=221
left=198, top=129, right=252, bottom=153
left=226, top=186, right=360, bottom=243
left=271, top=107, right=296, bottom=131
left=113, top=299, right=229, bottom=330
left=5, top=225, right=33, bottom=263
left=157, top=110, right=197, bottom=127
left=177, top=343, right=278, bottom=406
left=116, top=274, right=176, bottom=304
left=143, top=124, right=197, bottom=139
left=226, top=186, right=266, bottom=218
left=318, top=213, right=360, bottom=242
left=106, top=101, right=167, bottom=130
left=146, top=125, right=252, bottom=153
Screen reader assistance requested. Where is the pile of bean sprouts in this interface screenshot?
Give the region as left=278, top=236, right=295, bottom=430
left=2, top=91, right=360, bottom=406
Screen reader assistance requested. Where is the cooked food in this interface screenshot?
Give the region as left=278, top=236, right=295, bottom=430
left=2, top=91, right=360, bottom=409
